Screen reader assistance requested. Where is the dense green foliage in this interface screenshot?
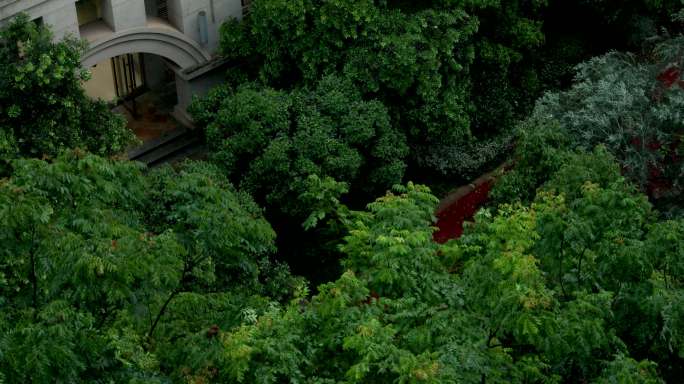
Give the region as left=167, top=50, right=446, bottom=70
left=201, top=0, right=683, bottom=198
left=492, top=35, right=684, bottom=213
left=200, top=150, right=683, bottom=382
left=0, top=152, right=299, bottom=382
left=193, top=0, right=684, bottom=214
left=0, top=15, right=134, bottom=163
left=5, top=151, right=682, bottom=382
left=191, top=76, right=408, bottom=218
left=210, top=0, right=550, bottom=180
left=1, top=2, right=684, bottom=383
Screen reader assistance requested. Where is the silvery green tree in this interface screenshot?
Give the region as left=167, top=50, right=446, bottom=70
left=492, top=35, right=684, bottom=212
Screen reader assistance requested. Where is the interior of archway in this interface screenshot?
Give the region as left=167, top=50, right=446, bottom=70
left=77, top=0, right=186, bottom=145
left=83, top=53, right=182, bottom=144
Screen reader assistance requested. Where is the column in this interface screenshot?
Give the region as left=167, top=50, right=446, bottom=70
left=101, top=0, right=147, bottom=32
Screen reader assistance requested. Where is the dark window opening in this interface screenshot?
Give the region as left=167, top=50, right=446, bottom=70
left=76, top=0, right=103, bottom=26
left=145, top=0, right=169, bottom=21
left=157, top=0, right=169, bottom=20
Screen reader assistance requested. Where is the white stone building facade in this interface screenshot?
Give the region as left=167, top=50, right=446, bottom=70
left=0, top=0, right=247, bottom=124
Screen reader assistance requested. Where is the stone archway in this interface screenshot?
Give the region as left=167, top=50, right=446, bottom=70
left=81, top=23, right=210, bottom=69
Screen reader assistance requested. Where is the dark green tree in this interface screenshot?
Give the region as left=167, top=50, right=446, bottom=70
left=0, top=15, right=135, bottom=163
left=191, top=75, right=408, bottom=219
left=0, top=152, right=294, bottom=382
left=216, top=0, right=548, bottom=180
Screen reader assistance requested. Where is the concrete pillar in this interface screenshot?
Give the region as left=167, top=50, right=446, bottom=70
left=166, top=0, right=184, bottom=32
left=171, top=60, right=229, bottom=127
left=42, top=1, right=80, bottom=40
left=173, top=72, right=194, bottom=127
left=102, top=0, right=147, bottom=32
left=166, top=0, right=243, bottom=54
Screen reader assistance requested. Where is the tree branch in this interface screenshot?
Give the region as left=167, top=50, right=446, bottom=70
left=146, top=254, right=199, bottom=340
left=559, top=233, right=568, bottom=300
left=576, top=246, right=588, bottom=290
left=25, top=228, right=39, bottom=315
left=147, top=288, right=180, bottom=340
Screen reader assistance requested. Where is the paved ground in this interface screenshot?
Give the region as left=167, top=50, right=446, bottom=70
left=114, top=90, right=181, bottom=144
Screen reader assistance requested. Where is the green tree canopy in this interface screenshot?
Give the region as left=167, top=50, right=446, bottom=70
left=0, top=15, right=134, bottom=164
left=208, top=150, right=683, bottom=383
left=216, top=0, right=548, bottom=179
left=191, top=75, right=408, bottom=219
left=1, top=150, right=682, bottom=383
left=0, top=152, right=296, bottom=382
left=1, top=3, right=684, bottom=383
left=212, top=151, right=684, bottom=383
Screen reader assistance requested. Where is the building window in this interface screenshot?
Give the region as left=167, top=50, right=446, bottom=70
left=145, top=0, right=169, bottom=20
left=157, top=0, right=169, bottom=20
left=76, top=0, right=102, bottom=26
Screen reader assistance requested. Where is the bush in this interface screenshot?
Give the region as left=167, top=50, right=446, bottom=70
left=497, top=36, right=684, bottom=207
left=217, top=0, right=549, bottom=177
left=0, top=14, right=135, bottom=162
left=191, top=75, right=408, bottom=219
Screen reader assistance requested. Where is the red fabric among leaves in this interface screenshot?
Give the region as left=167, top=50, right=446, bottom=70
left=433, top=180, right=492, bottom=243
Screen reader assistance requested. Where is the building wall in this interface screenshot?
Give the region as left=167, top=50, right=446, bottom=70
left=101, top=0, right=146, bottom=31
left=1, top=0, right=244, bottom=54
left=0, top=0, right=79, bottom=40
left=83, top=58, right=117, bottom=101
left=2, top=0, right=245, bottom=125
left=167, top=0, right=242, bottom=54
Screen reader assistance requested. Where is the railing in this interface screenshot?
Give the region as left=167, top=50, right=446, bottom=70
left=156, top=0, right=169, bottom=20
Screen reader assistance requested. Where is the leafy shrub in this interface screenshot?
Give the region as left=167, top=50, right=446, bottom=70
left=0, top=153, right=291, bottom=382
left=217, top=0, right=549, bottom=177
left=496, top=36, right=684, bottom=207
left=191, top=75, right=408, bottom=218
left=0, top=15, right=135, bottom=162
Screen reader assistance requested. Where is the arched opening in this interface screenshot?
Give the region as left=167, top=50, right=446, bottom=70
left=76, top=0, right=211, bottom=147
left=78, top=27, right=210, bottom=145
left=83, top=52, right=181, bottom=144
